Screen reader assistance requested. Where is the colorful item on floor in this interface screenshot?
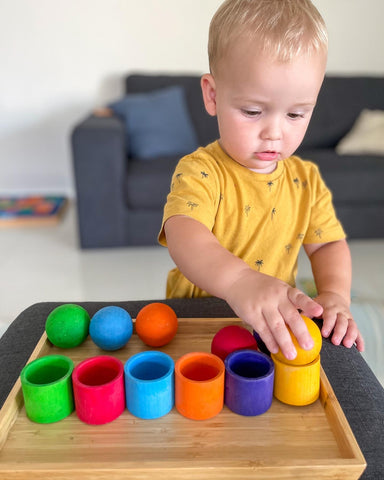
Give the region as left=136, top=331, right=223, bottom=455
left=0, top=196, right=67, bottom=225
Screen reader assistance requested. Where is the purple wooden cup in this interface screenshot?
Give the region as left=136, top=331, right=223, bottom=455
left=224, top=349, right=274, bottom=416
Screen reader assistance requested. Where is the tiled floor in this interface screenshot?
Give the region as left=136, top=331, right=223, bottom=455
left=0, top=204, right=383, bottom=386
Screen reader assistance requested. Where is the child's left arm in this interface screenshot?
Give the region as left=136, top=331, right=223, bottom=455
left=304, top=239, right=365, bottom=351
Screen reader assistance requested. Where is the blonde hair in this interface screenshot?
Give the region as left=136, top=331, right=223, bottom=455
left=208, top=0, right=328, bottom=74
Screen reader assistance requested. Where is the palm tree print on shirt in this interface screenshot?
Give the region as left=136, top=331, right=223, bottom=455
left=255, top=259, right=264, bottom=271
left=187, top=201, right=199, bottom=211
left=245, top=205, right=251, bottom=217
left=315, top=228, right=323, bottom=239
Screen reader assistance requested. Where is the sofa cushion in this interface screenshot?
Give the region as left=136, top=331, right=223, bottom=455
left=336, top=109, right=384, bottom=155
left=300, top=148, right=384, bottom=203
left=125, top=74, right=219, bottom=147
left=301, top=76, right=384, bottom=149
left=125, top=156, right=178, bottom=210
left=109, top=86, right=199, bottom=159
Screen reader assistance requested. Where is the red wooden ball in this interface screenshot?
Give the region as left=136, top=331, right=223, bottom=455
left=211, top=325, right=258, bottom=361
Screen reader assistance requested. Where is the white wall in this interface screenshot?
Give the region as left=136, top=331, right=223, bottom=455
left=0, top=0, right=383, bottom=196
left=314, top=0, right=384, bottom=74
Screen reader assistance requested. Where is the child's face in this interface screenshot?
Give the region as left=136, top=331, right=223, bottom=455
left=202, top=43, right=326, bottom=173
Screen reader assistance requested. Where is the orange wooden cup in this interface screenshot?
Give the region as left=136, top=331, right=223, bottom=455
left=175, top=352, right=225, bottom=420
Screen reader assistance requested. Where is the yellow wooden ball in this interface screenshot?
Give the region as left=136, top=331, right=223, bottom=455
left=274, top=315, right=322, bottom=366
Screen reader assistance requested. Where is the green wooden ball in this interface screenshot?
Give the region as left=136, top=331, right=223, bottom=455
left=45, top=304, right=90, bottom=348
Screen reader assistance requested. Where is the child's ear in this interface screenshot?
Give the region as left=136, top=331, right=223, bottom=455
left=201, top=74, right=217, bottom=116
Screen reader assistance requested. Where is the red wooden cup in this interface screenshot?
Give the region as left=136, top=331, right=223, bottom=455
left=72, top=355, right=125, bottom=424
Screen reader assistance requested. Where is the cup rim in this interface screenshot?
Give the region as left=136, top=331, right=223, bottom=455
left=225, top=349, right=274, bottom=382
left=72, top=355, right=124, bottom=389
left=21, top=354, right=74, bottom=387
left=175, top=351, right=225, bottom=383
left=124, top=350, right=174, bottom=383
left=271, top=352, right=320, bottom=368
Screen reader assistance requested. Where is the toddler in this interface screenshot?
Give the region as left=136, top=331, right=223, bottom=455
left=158, top=0, right=364, bottom=360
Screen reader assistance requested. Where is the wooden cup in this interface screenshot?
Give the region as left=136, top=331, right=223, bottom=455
left=72, top=356, right=125, bottom=424
left=175, top=352, right=225, bottom=420
left=272, top=354, right=321, bottom=406
left=124, top=351, right=174, bottom=419
left=20, top=354, right=74, bottom=424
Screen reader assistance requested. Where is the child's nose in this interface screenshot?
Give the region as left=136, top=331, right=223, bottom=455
left=260, top=118, right=282, bottom=141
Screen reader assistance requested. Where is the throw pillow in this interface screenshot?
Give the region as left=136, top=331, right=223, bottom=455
left=336, top=109, right=384, bottom=155
left=109, top=86, right=199, bottom=159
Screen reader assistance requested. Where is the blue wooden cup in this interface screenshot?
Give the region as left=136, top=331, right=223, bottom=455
left=124, top=351, right=174, bottom=419
left=224, top=349, right=274, bottom=416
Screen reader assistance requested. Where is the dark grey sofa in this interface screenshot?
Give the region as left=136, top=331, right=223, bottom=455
left=72, top=74, right=384, bottom=248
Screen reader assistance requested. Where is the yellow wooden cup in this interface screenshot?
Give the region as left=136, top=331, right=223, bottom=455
left=272, top=354, right=320, bottom=406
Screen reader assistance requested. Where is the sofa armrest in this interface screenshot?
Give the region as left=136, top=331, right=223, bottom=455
left=71, top=114, right=128, bottom=248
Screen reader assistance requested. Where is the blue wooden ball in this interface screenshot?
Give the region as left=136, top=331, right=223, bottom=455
left=90, top=306, right=133, bottom=351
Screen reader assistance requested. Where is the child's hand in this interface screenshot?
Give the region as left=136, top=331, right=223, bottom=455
left=314, top=292, right=365, bottom=352
left=225, top=269, right=324, bottom=360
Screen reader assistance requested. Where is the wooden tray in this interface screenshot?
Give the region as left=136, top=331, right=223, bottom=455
left=0, top=318, right=366, bottom=479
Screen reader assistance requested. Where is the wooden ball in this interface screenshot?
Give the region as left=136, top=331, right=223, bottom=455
left=274, top=315, right=322, bottom=366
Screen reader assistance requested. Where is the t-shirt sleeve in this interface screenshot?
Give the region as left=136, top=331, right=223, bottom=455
left=303, top=164, right=346, bottom=244
left=158, top=153, right=220, bottom=246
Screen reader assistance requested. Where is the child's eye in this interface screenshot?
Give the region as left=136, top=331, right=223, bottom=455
left=242, top=109, right=261, bottom=117
left=287, top=112, right=304, bottom=119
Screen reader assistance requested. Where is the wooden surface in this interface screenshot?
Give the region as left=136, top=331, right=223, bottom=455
left=0, top=317, right=366, bottom=479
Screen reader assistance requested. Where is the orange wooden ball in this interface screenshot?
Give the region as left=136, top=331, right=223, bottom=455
left=274, top=315, right=322, bottom=366
left=135, top=303, right=178, bottom=347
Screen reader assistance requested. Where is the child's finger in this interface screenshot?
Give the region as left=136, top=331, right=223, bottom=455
left=354, top=331, right=365, bottom=352
left=256, top=322, right=279, bottom=355
left=284, top=309, right=315, bottom=351
left=288, top=288, right=323, bottom=318
left=330, top=313, right=349, bottom=345
left=342, top=319, right=359, bottom=348
left=263, top=311, right=297, bottom=360
left=282, top=290, right=319, bottom=351
left=320, top=310, right=337, bottom=338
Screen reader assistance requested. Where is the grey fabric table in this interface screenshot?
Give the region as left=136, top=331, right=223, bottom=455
left=1, top=298, right=383, bottom=479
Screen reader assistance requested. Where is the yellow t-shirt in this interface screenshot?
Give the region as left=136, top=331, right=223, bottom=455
left=158, top=141, right=345, bottom=298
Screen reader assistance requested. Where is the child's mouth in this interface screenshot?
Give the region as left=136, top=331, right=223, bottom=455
left=255, top=151, right=279, bottom=161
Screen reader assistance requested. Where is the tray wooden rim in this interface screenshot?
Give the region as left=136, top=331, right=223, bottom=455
left=0, top=318, right=366, bottom=479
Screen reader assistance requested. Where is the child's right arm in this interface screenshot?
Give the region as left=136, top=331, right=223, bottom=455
left=164, top=215, right=323, bottom=360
